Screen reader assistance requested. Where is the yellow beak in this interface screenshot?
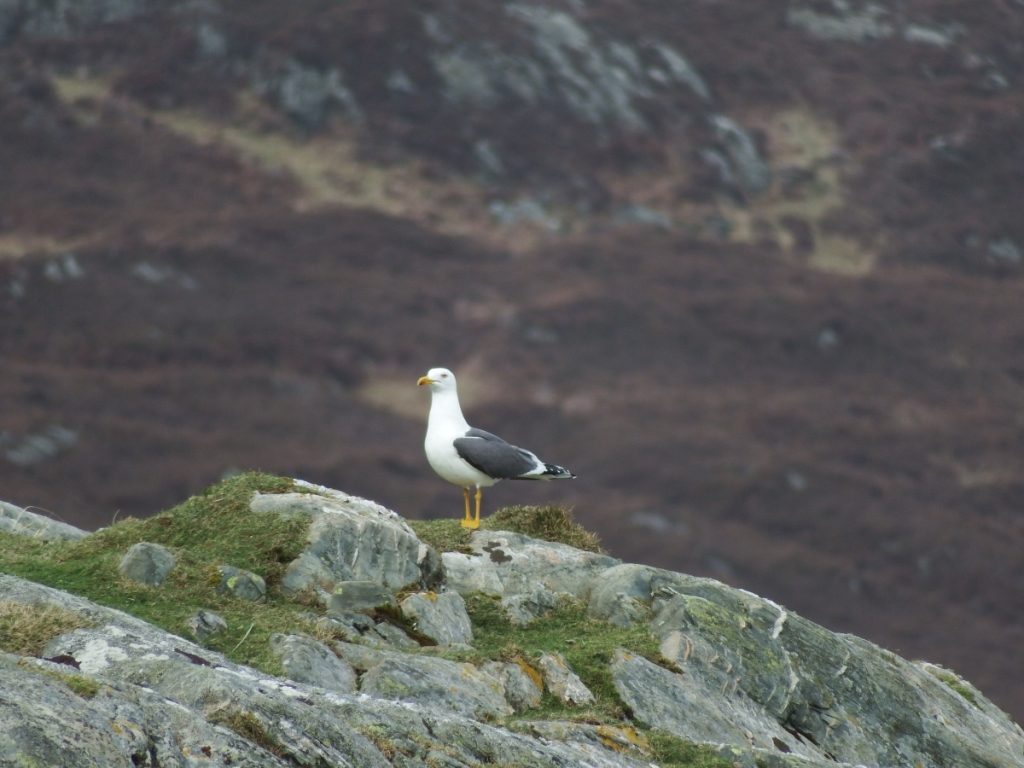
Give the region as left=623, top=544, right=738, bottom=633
left=417, top=376, right=434, bottom=387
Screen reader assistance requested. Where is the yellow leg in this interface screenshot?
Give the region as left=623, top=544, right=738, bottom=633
left=461, top=487, right=481, bottom=529
left=460, top=487, right=473, bottom=527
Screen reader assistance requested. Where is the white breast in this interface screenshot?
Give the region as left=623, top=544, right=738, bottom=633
left=424, top=428, right=497, bottom=488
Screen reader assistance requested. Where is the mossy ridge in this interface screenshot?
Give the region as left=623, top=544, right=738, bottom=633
left=410, top=504, right=602, bottom=555
left=18, top=660, right=101, bottom=699
left=458, top=596, right=731, bottom=766
left=0, top=472, right=317, bottom=674
left=461, top=594, right=660, bottom=721
left=671, top=594, right=792, bottom=706
left=929, top=668, right=980, bottom=708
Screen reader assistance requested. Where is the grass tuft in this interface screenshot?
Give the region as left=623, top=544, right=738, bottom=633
left=645, top=732, right=734, bottom=767
left=410, top=504, right=603, bottom=554
left=0, top=602, right=92, bottom=656
left=210, top=708, right=286, bottom=757
left=486, top=505, right=603, bottom=553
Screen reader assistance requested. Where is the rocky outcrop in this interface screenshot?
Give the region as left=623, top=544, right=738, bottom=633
left=256, top=483, right=440, bottom=600
left=0, top=500, right=86, bottom=541
left=1, top=482, right=1022, bottom=768
left=442, top=529, right=619, bottom=598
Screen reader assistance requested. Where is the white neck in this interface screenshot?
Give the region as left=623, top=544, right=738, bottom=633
left=427, top=387, right=470, bottom=434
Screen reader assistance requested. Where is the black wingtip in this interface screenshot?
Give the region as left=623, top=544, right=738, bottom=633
left=543, top=463, right=575, bottom=479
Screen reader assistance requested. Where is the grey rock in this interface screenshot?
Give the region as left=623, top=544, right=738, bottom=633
left=267, top=633, right=357, bottom=693
left=614, top=203, right=674, bottom=231
left=489, top=198, right=561, bottom=231
left=0, top=425, right=78, bottom=466
left=316, top=612, right=420, bottom=650
left=650, top=578, right=1024, bottom=768
left=118, top=542, right=176, bottom=586
left=787, top=3, right=894, bottom=43
left=442, top=529, right=619, bottom=599
left=369, top=619, right=421, bottom=649
left=252, top=59, right=361, bottom=129
left=515, top=721, right=652, bottom=762
left=1, top=576, right=634, bottom=767
left=989, top=237, right=1022, bottom=265
left=0, top=0, right=155, bottom=43
left=400, top=590, right=473, bottom=645
left=256, top=485, right=435, bottom=597
left=500, top=587, right=565, bottom=627
left=335, top=642, right=513, bottom=720
left=429, top=3, right=708, bottom=136
left=537, top=651, right=594, bottom=706
left=587, top=562, right=681, bottom=626
left=611, top=648, right=816, bottom=760
left=710, top=114, right=772, bottom=195
left=187, top=608, right=227, bottom=642
left=0, top=500, right=87, bottom=541
left=195, top=20, right=227, bottom=58
left=42, top=253, right=83, bottom=282
left=216, top=565, right=266, bottom=602
left=903, top=23, right=962, bottom=48
left=326, top=580, right=397, bottom=615
left=0, top=652, right=288, bottom=768
left=482, top=660, right=543, bottom=712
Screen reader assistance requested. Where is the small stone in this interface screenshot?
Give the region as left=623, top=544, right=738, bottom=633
left=216, top=565, right=266, bottom=602
left=118, top=542, right=176, bottom=586
left=399, top=591, right=473, bottom=645
left=187, top=609, right=227, bottom=642
left=268, top=633, right=356, bottom=694
left=326, top=581, right=396, bottom=616
left=537, top=652, right=594, bottom=706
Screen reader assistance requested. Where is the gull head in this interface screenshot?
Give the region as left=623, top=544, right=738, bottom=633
left=417, top=367, right=457, bottom=393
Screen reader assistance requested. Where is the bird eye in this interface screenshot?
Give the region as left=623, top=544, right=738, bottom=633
left=441, top=373, right=449, bottom=378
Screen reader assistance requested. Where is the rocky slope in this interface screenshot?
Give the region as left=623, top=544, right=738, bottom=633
left=0, top=475, right=1021, bottom=767
left=2, top=0, right=1024, bottom=722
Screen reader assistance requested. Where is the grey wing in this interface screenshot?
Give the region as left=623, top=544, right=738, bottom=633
left=454, top=428, right=540, bottom=479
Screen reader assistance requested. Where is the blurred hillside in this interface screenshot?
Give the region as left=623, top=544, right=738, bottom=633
left=1, top=0, right=1023, bottom=718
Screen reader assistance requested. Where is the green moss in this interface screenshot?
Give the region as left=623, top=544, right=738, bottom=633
left=410, top=504, right=602, bottom=554
left=933, top=670, right=980, bottom=708
left=62, top=673, right=101, bottom=698
left=0, top=472, right=316, bottom=675
left=19, top=659, right=101, bottom=699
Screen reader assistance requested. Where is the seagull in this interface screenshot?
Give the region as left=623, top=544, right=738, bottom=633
left=417, top=367, right=575, bottom=529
